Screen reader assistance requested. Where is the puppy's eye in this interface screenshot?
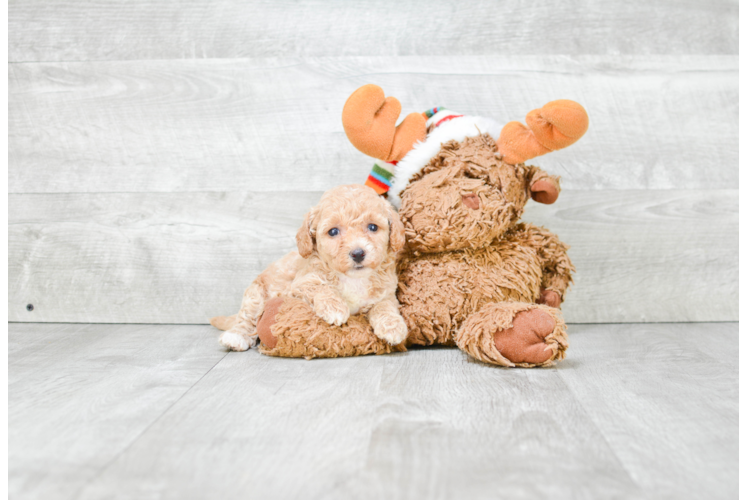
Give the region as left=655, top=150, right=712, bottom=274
left=327, top=228, right=339, bottom=237
left=368, top=224, right=378, bottom=232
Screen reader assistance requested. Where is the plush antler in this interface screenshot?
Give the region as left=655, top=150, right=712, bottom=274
left=342, top=84, right=427, bottom=162
left=497, top=100, right=589, bottom=165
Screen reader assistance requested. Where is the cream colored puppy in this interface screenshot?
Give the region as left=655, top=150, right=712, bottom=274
left=212, top=184, right=408, bottom=351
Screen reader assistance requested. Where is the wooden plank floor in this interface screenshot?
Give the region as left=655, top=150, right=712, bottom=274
left=9, top=322, right=737, bottom=500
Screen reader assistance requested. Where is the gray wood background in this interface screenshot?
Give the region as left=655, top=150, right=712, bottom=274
left=9, top=0, right=738, bottom=324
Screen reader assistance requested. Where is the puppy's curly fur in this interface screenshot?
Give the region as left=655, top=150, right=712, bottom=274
left=211, top=184, right=407, bottom=351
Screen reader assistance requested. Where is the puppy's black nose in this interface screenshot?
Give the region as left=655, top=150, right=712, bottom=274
left=350, top=248, right=366, bottom=263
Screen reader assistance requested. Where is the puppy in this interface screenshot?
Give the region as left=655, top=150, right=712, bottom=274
left=212, top=184, right=408, bottom=351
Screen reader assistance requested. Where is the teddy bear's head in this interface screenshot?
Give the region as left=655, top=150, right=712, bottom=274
left=340, top=84, right=587, bottom=253
left=396, top=134, right=560, bottom=253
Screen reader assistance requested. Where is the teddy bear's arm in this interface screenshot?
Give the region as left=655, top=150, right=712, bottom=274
left=526, top=166, right=562, bottom=204
left=519, top=223, right=576, bottom=304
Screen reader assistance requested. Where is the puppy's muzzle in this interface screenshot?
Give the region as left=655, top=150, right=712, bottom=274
left=350, top=248, right=366, bottom=264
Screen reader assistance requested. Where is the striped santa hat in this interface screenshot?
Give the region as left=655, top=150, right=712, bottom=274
left=365, top=107, right=463, bottom=196
left=365, top=107, right=503, bottom=207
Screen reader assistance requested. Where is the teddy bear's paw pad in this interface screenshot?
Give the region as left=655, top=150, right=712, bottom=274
left=494, top=309, right=556, bottom=364
left=257, top=297, right=285, bottom=349
left=535, top=289, right=561, bottom=308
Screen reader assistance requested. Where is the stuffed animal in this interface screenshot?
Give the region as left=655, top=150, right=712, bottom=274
left=247, top=84, right=588, bottom=367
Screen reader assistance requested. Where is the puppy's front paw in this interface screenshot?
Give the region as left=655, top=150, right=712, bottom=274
left=219, top=330, right=257, bottom=351
left=315, top=300, right=350, bottom=326
left=373, top=313, right=408, bottom=345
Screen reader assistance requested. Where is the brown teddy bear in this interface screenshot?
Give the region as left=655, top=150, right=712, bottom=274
left=218, top=84, right=588, bottom=368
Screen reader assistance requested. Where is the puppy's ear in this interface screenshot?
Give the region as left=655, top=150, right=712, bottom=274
left=386, top=203, right=405, bottom=253
left=296, top=209, right=316, bottom=258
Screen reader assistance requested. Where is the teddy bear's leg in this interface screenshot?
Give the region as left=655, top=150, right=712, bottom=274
left=497, top=100, right=589, bottom=165
left=454, top=301, right=568, bottom=368
left=255, top=297, right=406, bottom=359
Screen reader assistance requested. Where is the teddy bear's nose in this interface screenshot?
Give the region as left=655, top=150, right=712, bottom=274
left=350, top=248, right=366, bottom=263
left=462, top=193, right=480, bottom=210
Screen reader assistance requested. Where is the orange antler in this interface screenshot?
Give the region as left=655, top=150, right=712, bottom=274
left=342, top=84, right=426, bottom=162
left=498, top=100, right=589, bottom=165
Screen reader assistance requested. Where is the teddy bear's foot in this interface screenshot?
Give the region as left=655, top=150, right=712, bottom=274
left=256, top=297, right=285, bottom=349
left=494, top=309, right=556, bottom=365
left=455, top=302, right=568, bottom=367
left=255, top=296, right=405, bottom=359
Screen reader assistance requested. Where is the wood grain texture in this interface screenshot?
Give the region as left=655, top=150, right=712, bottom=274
left=9, top=189, right=737, bottom=324
left=9, top=322, right=737, bottom=500
left=8, top=0, right=738, bottom=62
left=557, top=323, right=738, bottom=500
left=338, top=348, right=642, bottom=500
left=9, top=191, right=318, bottom=324
left=76, top=339, right=643, bottom=500
left=9, top=56, right=737, bottom=194
left=738, top=322, right=748, bottom=486
left=8, top=323, right=227, bottom=500
left=77, top=343, right=393, bottom=500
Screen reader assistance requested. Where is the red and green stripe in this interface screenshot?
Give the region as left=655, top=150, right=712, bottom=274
left=365, top=161, right=396, bottom=195
left=422, top=106, right=445, bottom=120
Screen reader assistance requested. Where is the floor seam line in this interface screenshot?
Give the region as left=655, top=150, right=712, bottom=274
left=69, top=350, right=229, bottom=500
left=554, top=368, right=647, bottom=498
left=360, top=359, right=387, bottom=475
